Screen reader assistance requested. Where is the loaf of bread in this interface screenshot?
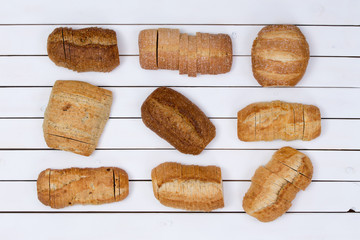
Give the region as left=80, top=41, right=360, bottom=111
left=43, top=80, right=112, bottom=156
left=141, top=87, right=216, bottom=155
left=37, top=167, right=129, bottom=209
left=151, top=162, right=224, bottom=211
left=47, top=27, right=120, bottom=72
left=237, top=100, right=321, bottom=141
left=139, top=28, right=232, bottom=77
left=251, top=25, right=310, bottom=86
left=243, top=147, right=313, bottom=222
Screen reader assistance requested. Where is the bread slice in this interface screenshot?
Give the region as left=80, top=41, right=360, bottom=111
left=151, top=162, right=224, bottom=211
left=272, top=147, right=313, bottom=179
left=209, top=34, right=220, bottom=75
left=179, top=33, right=189, bottom=74
left=138, top=29, right=158, bottom=69
left=237, top=103, right=256, bottom=141
left=187, top=35, right=197, bottom=77
left=303, top=105, right=321, bottom=141
left=158, top=28, right=171, bottom=69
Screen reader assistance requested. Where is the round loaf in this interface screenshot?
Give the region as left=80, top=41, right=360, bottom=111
left=251, top=25, right=310, bottom=87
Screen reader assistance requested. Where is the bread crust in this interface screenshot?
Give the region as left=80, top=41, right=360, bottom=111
left=47, top=27, right=120, bottom=72
left=243, top=147, right=313, bottom=222
left=141, top=87, right=215, bottom=155
left=237, top=100, right=321, bottom=142
left=151, top=162, right=224, bottom=211
left=251, top=25, right=310, bottom=86
left=37, top=167, right=129, bottom=209
left=139, top=29, right=158, bottom=70
left=43, top=80, right=112, bottom=156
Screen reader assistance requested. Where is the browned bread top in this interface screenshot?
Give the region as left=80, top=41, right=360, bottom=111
left=251, top=25, right=310, bottom=87
left=141, top=87, right=216, bottom=155
left=37, top=167, right=129, bottom=209
left=47, top=27, right=120, bottom=72
left=151, top=162, right=224, bottom=211
left=43, top=80, right=112, bottom=156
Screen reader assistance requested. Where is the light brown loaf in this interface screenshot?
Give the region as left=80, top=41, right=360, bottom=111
left=138, top=28, right=232, bottom=77
left=243, top=147, right=313, bottom=222
left=141, top=87, right=216, bottom=155
left=47, top=27, right=120, bottom=72
left=151, top=162, right=224, bottom=211
left=37, top=167, right=129, bottom=209
left=237, top=100, right=321, bottom=142
left=251, top=25, right=310, bottom=86
left=43, top=80, right=112, bottom=156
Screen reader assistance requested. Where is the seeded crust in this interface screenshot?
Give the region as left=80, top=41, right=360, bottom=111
left=243, top=147, right=313, bottom=222
left=138, top=28, right=232, bottom=76
left=138, top=29, right=158, bottom=69
left=151, top=162, right=224, bottom=211
left=43, top=80, right=112, bottom=156
left=141, top=87, right=216, bottom=155
left=251, top=25, right=310, bottom=86
left=237, top=100, right=321, bottom=142
left=47, top=27, right=120, bottom=72
left=37, top=167, right=129, bottom=209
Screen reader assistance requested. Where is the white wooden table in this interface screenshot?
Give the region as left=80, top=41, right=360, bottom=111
left=1, top=0, right=360, bottom=239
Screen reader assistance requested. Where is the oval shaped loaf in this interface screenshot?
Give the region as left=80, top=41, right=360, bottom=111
left=151, top=162, right=224, bottom=211
left=237, top=100, right=321, bottom=142
left=37, top=167, right=129, bottom=209
left=251, top=25, right=310, bottom=86
left=47, top=27, right=120, bottom=72
left=243, top=147, right=313, bottom=222
left=141, top=87, right=216, bottom=155
left=138, top=28, right=232, bottom=77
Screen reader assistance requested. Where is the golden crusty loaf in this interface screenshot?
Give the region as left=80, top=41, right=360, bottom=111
left=43, top=80, right=112, bottom=156
left=243, top=147, right=313, bottom=222
left=37, top=167, right=129, bottom=209
left=151, top=162, right=224, bottom=211
left=141, top=87, right=216, bottom=155
left=237, top=100, right=321, bottom=142
left=47, top=27, right=120, bottom=72
left=251, top=25, right=310, bottom=86
left=138, top=28, right=232, bottom=77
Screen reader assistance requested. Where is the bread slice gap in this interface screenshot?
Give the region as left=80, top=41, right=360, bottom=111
left=293, top=103, right=304, bottom=140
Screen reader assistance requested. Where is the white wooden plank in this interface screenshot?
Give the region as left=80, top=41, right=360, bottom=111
left=1, top=56, right=360, bottom=87
left=1, top=213, right=360, bottom=240
left=1, top=87, right=359, bottom=118
left=0, top=150, right=358, bottom=181
left=0, top=182, right=358, bottom=212
left=1, top=25, right=360, bottom=56
left=0, top=119, right=358, bottom=149
left=1, top=0, right=360, bottom=25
